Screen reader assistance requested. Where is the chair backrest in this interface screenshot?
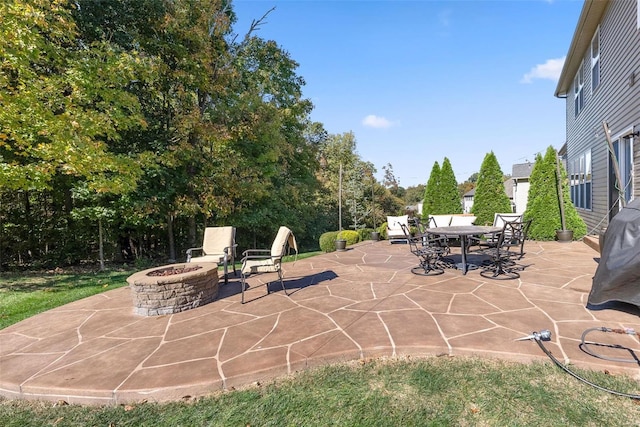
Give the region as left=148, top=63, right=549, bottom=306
left=270, top=226, right=297, bottom=259
left=428, top=215, right=452, bottom=228
left=499, top=219, right=531, bottom=251
left=202, top=226, right=235, bottom=255
left=493, top=213, right=523, bottom=228
left=449, top=215, right=476, bottom=226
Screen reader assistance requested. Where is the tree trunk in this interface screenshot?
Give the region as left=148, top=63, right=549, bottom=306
left=188, top=216, right=197, bottom=248
left=167, top=213, right=176, bottom=263
left=98, top=218, right=105, bottom=271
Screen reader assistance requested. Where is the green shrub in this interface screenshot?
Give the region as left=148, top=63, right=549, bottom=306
left=471, top=151, right=512, bottom=226
left=357, top=228, right=374, bottom=241
left=319, top=231, right=340, bottom=252
left=338, top=230, right=360, bottom=245
left=378, top=223, right=388, bottom=240
left=524, top=146, right=587, bottom=240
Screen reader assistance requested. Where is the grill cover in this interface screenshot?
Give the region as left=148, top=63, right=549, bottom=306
left=588, top=198, right=640, bottom=307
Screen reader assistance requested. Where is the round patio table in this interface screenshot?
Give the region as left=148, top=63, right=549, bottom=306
left=426, top=225, right=502, bottom=274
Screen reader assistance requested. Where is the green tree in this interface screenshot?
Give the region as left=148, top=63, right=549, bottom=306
left=524, top=146, right=587, bottom=240
left=438, top=157, right=462, bottom=214
left=471, top=152, right=512, bottom=225
left=421, top=162, right=440, bottom=220
left=0, top=0, right=147, bottom=193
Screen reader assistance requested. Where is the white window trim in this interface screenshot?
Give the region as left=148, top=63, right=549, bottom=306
left=612, top=127, right=635, bottom=204
left=574, top=61, right=584, bottom=117
left=591, top=26, right=600, bottom=92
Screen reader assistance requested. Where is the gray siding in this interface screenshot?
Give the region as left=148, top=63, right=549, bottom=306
left=565, top=0, right=640, bottom=233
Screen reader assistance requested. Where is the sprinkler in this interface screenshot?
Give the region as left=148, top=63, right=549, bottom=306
left=515, top=329, right=552, bottom=342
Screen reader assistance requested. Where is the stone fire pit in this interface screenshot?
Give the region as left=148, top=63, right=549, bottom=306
left=127, top=263, right=219, bottom=316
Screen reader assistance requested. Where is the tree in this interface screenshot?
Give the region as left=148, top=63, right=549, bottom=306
left=0, top=0, right=147, bottom=193
left=404, top=184, right=426, bottom=205
left=524, top=146, right=587, bottom=240
left=421, top=161, right=440, bottom=220
left=471, top=152, right=512, bottom=225
left=382, top=163, right=400, bottom=196
left=437, top=158, right=462, bottom=214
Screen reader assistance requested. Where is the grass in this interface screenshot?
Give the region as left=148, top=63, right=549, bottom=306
left=1, top=357, right=639, bottom=426
left=0, top=268, right=133, bottom=330
left=0, top=251, right=322, bottom=330
left=1, top=256, right=639, bottom=425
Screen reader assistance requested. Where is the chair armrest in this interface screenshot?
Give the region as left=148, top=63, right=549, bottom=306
left=225, top=243, right=239, bottom=255
left=185, top=247, right=203, bottom=262
left=241, top=249, right=271, bottom=258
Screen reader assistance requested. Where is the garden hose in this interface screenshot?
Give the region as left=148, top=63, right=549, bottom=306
left=580, top=327, right=640, bottom=365
left=517, top=329, right=640, bottom=400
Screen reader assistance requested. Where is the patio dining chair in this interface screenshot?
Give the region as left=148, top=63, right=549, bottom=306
left=186, top=226, right=237, bottom=284
left=478, top=219, right=531, bottom=280
left=401, top=223, right=449, bottom=276
left=471, top=213, right=523, bottom=250
left=240, top=226, right=298, bottom=303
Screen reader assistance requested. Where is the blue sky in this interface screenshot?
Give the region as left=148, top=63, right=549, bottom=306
left=232, top=0, right=584, bottom=187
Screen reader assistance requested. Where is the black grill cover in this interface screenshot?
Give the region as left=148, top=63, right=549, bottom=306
left=588, top=198, right=640, bottom=307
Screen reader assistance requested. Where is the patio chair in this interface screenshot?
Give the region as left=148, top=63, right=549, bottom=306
left=471, top=213, right=523, bottom=249
left=478, top=219, right=531, bottom=280
left=387, top=215, right=409, bottom=243
left=186, top=226, right=237, bottom=284
left=401, top=223, right=449, bottom=276
left=240, top=226, right=298, bottom=303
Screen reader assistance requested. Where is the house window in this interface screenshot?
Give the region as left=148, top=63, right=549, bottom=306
left=570, top=149, right=592, bottom=210
left=591, top=27, right=600, bottom=92
left=573, top=61, right=584, bottom=117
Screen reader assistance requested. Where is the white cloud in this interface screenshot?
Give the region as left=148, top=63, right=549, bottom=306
left=521, top=56, right=566, bottom=83
left=362, top=114, right=394, bottom=129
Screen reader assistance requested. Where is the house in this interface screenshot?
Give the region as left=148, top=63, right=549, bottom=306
left=463, top=188, right=475, bottom=213
left=511, top=162, right=533, bottom=213
left=555, top=0, right=640, bottom=232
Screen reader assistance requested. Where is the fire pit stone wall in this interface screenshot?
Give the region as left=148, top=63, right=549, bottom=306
left=127, top=263, right=219, bottom=316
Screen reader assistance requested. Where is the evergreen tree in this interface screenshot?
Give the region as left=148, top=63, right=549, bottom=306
left=438, top=157, right=462, bottom=214
left=471, top=152, right=512, bottom=225
left=421, top=161, right=440, bottom=220
left=524, top=146, right=587, bottom=240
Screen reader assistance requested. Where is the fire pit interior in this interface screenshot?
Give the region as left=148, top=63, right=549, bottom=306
left=127, top=263, right=219, bottom=316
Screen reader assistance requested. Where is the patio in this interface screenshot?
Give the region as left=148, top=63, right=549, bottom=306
left=1, top=239, right=639, bottom=405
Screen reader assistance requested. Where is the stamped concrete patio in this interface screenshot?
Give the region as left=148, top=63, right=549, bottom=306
left=1, top=239, right=639, bottom=405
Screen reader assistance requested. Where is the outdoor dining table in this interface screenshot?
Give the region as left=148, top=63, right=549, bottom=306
left=426, top=225, right=502, bottom=275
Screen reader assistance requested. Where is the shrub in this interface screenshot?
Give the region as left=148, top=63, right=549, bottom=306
left=471, top=151, right=512, bottom=225
left=524, top=146, right=587, bottom=240
left=422, top=161, right=440, bottom=220
left=378, top=223, right=388, bottom=240
left=319, top=231, right=340, bottom=252
left=439, top=157, right=463, bottom=214
left=338, top=230, right=360, bottom=245
left=356, top=228, right=374, bottom=241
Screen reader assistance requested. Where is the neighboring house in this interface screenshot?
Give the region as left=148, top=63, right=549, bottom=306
left=511, top=162, right=533, bottom=213
left=463, top=188, right=475, bottom=213
left=555, top=0, right=640, bottom=232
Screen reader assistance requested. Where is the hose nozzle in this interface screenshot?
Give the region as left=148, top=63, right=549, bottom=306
left=515, top=329, right=552, bottom=342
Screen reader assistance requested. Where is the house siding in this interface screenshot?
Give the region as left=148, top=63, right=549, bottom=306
left=564, top=0, right=640, bottom=233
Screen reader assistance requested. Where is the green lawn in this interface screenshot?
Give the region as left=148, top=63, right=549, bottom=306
left=1, top=357, right=639, bottom=426
left=1, top=261, right=639, bottom=425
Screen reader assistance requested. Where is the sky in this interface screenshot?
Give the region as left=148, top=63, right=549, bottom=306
left=231, top=0, right=584, bottom=187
